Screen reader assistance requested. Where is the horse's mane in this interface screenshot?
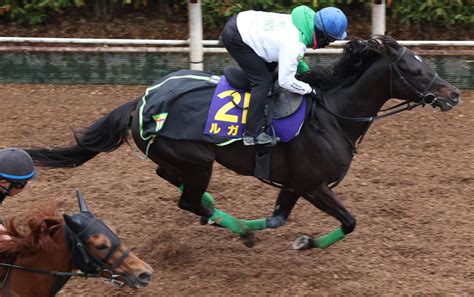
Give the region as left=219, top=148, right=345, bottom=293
left=301, top=35, right=402, bottom=90
left=0, top=201, right=63, bottom=254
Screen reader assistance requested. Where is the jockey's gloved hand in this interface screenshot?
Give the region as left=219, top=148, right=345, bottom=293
left=309, top=88, right=322, bottom=99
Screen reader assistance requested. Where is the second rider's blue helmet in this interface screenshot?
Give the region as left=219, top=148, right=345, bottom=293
left=314, top=7, right=348, bottom=40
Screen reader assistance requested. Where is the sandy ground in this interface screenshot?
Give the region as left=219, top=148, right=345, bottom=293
left=0, top=84, right=472, bottom=296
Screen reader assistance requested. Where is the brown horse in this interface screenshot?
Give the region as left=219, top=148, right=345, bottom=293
left=0, top=190, right=153, bottom=297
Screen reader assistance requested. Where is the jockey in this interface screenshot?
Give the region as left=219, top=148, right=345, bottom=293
left=221, top=6, right=347, bottom=145
left=0, top=148, right=36, bottom=241
left=0, top=148, right=36, bottom=204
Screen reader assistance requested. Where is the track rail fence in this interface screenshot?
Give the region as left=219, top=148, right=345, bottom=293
left=0, top=37, right=472, bottom=88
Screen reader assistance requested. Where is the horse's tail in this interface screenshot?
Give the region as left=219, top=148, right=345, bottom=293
left=27, top=98, right=140, bottom=168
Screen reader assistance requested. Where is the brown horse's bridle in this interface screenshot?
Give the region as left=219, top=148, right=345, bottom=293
left=0, top=220, right=130, bottom=297
left=63, top=214, right=131, bottom=280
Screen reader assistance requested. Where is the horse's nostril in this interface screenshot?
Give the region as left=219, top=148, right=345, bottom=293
left=451, top=91, right=460, bottom=102
left=138, top=272, right=151, bottom=283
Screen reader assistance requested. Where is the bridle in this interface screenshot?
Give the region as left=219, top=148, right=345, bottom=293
left=63, top=213, right=131, bottom=282
left=0, top=214, right=130, bottom=297
left=315, top=46, right=444, bottom=151
left=389, top=47, right=439, bottom=105
left=319, top=46, right=442, bottom=123
left=312, top=46, right=442, bottom=189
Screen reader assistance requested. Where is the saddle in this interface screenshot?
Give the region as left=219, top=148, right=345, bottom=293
left=223, top=66, right=304, bottom=119
left=222, top=66, right=308, bottom=180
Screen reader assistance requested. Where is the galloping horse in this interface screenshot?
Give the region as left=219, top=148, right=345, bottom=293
left=0, top=191, right=153, bottom=296
left=26, top=36, right=460, bottom=250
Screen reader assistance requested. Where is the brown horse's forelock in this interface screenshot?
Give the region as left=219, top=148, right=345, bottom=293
left=0, top=201, right=63, bottom=254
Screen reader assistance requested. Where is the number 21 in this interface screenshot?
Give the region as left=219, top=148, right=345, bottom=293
left=215, top=90, right=251, bottom=123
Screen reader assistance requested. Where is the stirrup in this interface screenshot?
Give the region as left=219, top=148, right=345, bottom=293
left=243, top=135, right=256, bottom=146
left=255, top=132, right=279, bottom=146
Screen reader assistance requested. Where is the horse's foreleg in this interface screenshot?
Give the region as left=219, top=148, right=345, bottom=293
left=293, top=184, right=356, bottom=250
left=228, top=189, right=299, bottom=231
left=266, top=189, right=299, bottom=228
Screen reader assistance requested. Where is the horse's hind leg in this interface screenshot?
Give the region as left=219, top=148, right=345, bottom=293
left=293, top=184, right=356, bottom=250
left=156, top=166, right=216, bottom=214
left=177, top=164, right=215, bottom=218
left=178, top=163, right=255, bottom=247
left=156, top=166, right=182, bottom=187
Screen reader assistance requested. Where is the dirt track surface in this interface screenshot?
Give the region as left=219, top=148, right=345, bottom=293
left=0, top=84, right=473, bottom=296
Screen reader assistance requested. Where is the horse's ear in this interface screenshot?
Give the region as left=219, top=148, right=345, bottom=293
left=76, top=189, right=90, bottom=213
left=63, top=214, right=81, bottom=233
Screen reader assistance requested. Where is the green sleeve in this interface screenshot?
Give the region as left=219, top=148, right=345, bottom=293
left=297, top=60, right=310, bottom=75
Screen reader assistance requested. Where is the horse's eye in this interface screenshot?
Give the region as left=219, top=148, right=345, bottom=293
left=96, top=244, right=109, bottom=251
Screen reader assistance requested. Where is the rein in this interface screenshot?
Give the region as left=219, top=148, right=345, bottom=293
left=0, top=262, right=96, bottom=278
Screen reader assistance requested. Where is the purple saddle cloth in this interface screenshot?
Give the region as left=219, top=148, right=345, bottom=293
left=205, top=76, right=307, bottom=145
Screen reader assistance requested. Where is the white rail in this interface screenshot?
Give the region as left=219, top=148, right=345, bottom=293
left=0, top=37, right=472, bottom=55
left=0, top=45, right=344, bottom=54
left=1, top=37, right=473, bottom=47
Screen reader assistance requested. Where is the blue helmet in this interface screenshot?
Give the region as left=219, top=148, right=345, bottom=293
left=314, top=7, right=348, bottom=40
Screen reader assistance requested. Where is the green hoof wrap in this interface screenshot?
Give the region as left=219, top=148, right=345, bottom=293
left=242, top=218, right=267, bottom=230
left=178, top=185, right=216, bottom=208
left=315, top=227, right=346, bottom=249
left=210, top=208, right=248, bottom=235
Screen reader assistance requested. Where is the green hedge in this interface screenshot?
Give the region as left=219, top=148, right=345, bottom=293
left=0, top=0, right=80, bottom=24
left=392, top=0, right=473, bottom=27
left=0, top=0, right=472, bottom=28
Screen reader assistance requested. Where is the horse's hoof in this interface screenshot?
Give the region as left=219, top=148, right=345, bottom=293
left=199, top=217, right=208, bottom=225
left=240, top=229, right=255, bottom=248
left=266, top=216, right=286, bottom=229
left=292, top=235, right=315, bottom=250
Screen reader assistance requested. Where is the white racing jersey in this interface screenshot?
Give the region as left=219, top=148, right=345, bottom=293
left=236, top=10, right=312, bottom=95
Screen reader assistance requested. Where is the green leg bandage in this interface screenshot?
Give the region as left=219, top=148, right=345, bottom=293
left=210, top=209, right=248, bottom=235
left=242, top=218, right=267, bottom=230
left=178, top=185, right=216, bottom=208
left=201, top=192, right=216, bottom=208
left=315, top=227, right=346, bottom=249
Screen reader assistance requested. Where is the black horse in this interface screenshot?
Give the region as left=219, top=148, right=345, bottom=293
left=26, top=36, right=460, bottom=250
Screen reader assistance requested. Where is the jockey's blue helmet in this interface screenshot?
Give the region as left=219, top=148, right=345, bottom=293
left=314, top=7, right=348, bottom=40
left=0, top=148, right=36, bottom=183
